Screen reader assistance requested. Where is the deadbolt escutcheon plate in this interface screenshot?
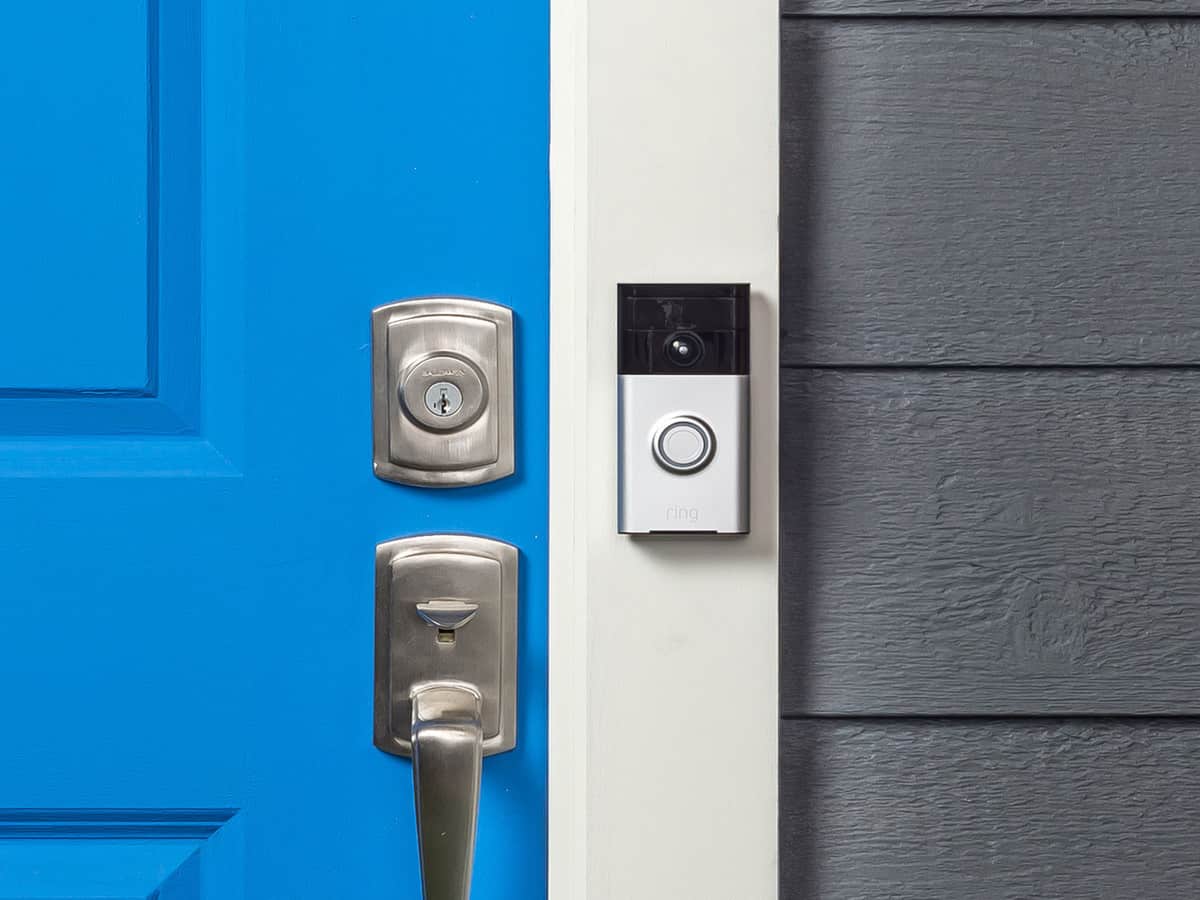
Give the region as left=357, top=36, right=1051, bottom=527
left=371, top=297, right=515, bottom=487
left=373, top=534, right=518, bottom=758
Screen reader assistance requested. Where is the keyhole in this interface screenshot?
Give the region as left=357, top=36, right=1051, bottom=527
left=423, top=381, right=463, bottom=417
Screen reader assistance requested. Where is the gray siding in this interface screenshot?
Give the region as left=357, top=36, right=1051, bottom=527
left=782, top=720, right=1200, bottom=899
left=785, top=0, right=1200, bottom=15
left=781, top=20, right=1200, bottom=366
left=781, top=368, right=1200, bottom=715
left=780, top=4, right=1200, bottom=896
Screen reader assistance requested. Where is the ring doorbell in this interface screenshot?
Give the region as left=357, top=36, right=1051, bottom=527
left=617, top=284, right=750, bottom=534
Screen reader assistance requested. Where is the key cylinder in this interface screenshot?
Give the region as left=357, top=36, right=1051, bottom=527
left=425, top=382, right=464, bottom=418
left=399, top=353, right=487, bottom=432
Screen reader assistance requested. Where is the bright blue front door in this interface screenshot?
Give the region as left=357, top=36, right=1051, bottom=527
left=0, top=1, right=548, bottom=897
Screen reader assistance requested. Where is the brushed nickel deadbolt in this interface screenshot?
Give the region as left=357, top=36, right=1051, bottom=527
left=372, top=297, right=515, bottom=487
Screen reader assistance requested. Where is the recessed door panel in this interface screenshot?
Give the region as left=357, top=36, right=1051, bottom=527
left=0, top=1, right=549, bottom=897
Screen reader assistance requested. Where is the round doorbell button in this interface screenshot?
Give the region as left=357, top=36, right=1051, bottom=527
left=652, top=416, right=715, bottom=474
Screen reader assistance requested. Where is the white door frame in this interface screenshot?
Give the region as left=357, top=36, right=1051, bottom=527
left=548, top=0, right=780, bottom=895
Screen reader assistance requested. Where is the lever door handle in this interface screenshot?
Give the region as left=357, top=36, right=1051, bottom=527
left=411, top=682, right=484, bottom=900
left=374, top=535, right=518, bottom=900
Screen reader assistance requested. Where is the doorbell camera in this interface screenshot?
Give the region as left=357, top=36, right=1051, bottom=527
left=617, top=283, right=750, bottom=534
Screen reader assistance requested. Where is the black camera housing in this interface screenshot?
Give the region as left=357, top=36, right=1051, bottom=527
left=617, top=284, right=750, bottom=376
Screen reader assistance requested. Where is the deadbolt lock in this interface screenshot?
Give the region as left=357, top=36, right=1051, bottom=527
left=372, top=298, right=515, bottom=487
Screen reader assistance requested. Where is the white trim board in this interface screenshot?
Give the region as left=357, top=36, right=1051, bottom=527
left=548, top=0, right=780, bottom=896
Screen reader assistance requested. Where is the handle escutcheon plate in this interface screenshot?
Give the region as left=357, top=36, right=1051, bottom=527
left=373, top=533, right=518, bottom=757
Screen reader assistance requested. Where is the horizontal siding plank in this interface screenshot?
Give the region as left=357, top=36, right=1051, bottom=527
left=784, top=0, right=1200, bottom=15
left=781, top=720, right=1200, bottom=899
left=781, top=21, right=1200, bottom=365
left=781, top=369, right=1200, bottom=714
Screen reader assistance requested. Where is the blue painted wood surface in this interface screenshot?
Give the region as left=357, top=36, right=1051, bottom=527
left=0, top=810, right=239, bottom=899
left=0, top=3, right=150, bottom=391
left=0, top=0, right=549, bottom=896
left=0, top=840, right=201, bottom=899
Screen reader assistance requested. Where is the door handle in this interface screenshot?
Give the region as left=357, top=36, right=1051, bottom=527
left=374, top=535, right=518, bottom=900
left=411, top=683, right=483, bottom=900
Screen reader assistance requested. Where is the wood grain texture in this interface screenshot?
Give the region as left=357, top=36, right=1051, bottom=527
left=781, top=21, right=1200, bottom=365
left=781, top=369, right=1200, bottom=714
left=781, top=720, right=1200, bottom=899
left=784, top=0, right=1200, bottom=14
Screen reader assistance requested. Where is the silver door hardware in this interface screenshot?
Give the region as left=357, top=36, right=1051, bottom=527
left=617, top=284, right=750, bottom=534
left=652, top=415, right=716, bottom=474
left=374, top=534, right=518, bottom=900
left=372, top=297, right=515, bottom=487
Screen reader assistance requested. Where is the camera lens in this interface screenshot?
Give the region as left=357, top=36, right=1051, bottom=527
left=664, top=331, right=704, bottom=368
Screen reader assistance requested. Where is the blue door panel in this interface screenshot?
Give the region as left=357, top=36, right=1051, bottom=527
left=0, top=0, right=548, bottom=896
left=0, top=3, right=150, bottom=392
